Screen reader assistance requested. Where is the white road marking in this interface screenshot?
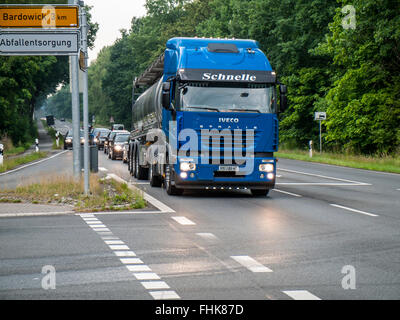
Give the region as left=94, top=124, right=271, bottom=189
left=276, top=183, right=368, bottom=186
left=102, top=236, right=120, bottom=240
left=107, top=173, right=176, bottom=213
left=92, top=227, right=110, bottom=232
left=0, top=211, right=74, bottom=218
left=79, top=210, right=179, bottom=299
left=133, top=273, right=161, bottom=280
left=278, top=168, right=370, bottom=186
left=231, top=256, right=273, bottom=273
left=85, top=220, right=103, bottom=224
left=149, top=291, right=180, bottom=300
left=114, top=251, right=136, bottom=257
left=196, top=233, right=218, bottom=240
left=120, top=258, right=143, bottom=264
left=330, top=204, right=379, bottom=217
left=108, top=244, right=130, bottom=250
left=272, top=189, right=302, bottom=197
left=99, top=167, right=108, bottom=172
left=126, top=265, right=152, bottom=272
left=0, top=150, right=69, bottom=176
left=104, top=240, right=125, bottom=245
left=172, top=216, right=196, bottom=226
left=89, top=224, right=107, bottom=228
left=79, top=214, right=95, bottom=218
left=141, top=281, right=170, bottom=290
left=283, top=290, right=321, bottom=300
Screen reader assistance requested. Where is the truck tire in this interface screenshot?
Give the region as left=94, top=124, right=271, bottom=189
left=165, top=165, right=183, bottom=196
left=250, top=189, right=270, bottom=197
left=135, top=152, right=148, bottom=180
left=149, top=164, right=162, bottom=187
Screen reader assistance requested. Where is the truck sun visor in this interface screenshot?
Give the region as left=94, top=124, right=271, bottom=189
left=207, top=43, right=239, bottom=53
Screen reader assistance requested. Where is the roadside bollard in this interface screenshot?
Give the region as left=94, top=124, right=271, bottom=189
left=0, top=143, right=4, bottom=166
left=56, top=131, right=60, bottom=148
left=309, top=140, right=313, bottom=158
left=35, top=138, right=39, bottom=152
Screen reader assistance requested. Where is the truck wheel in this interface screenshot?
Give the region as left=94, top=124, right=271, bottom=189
left=149, top=164, right=162, bottom=187
left=250, top=189, right=270, bottom=197
left=165, top=165, right=183, bottom=196
left=135, top=153, right=148, bottom=180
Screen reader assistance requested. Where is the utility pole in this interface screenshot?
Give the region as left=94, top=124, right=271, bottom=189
left=80, top=1, right=90, bottom=195
left=69, top=0, right=80, bottom=178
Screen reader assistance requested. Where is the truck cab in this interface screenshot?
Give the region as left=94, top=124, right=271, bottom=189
left=129, top=37, right=287, bottom=196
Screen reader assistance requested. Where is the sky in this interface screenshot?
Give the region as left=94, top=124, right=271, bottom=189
left=83, top=0, right=148, bottom=65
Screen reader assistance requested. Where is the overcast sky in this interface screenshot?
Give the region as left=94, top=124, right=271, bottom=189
left=84, top=0, right=147, bottom=65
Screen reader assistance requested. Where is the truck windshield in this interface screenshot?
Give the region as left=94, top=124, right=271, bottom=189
left=179, top=83, right=276, bottom=113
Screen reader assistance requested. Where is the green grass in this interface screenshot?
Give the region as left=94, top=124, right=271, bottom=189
left=276, top=149, right=400, bottom=174
left=0, top=174, right=147, bottom=212
left=0, top=151, right=48, bottom=173
left=4, top=142, right=32, bottom=156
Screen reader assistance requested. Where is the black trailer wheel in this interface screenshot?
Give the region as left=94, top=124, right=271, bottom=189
left=135, top=152, right=148, bottom=180
left=129, top=147, right=134, bottom=176
left=165, top=165, right=183, bottom=196
left=250, top=189, right=270, bottom=197
left=149, top=164, right=162, bottom=187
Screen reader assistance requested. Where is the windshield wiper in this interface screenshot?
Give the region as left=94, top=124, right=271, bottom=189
left=228, top=109, right=261, bottom=113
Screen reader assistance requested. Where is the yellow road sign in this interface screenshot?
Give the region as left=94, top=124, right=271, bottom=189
left=0, top=5, right=79, bottom=28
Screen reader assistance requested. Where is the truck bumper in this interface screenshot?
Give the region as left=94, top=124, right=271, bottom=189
left=173, top=158, right=276, bottom=190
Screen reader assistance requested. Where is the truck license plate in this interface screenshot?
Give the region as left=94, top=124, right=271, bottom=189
left=218, top=165, right=239, bottom=172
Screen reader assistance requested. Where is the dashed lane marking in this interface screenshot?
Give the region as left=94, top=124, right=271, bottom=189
left=78, top=213, right=180, bottom=300
left=282, top=290, right=321, bottom=300
left=231, top=255, right=273, bottom=273
left=330, top=204, right=379, bottom=217
left=172, top=216, right=196, bottom=226
left=272, top=189, right=302, bottom=197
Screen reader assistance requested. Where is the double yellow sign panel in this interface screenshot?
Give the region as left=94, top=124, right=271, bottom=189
left=0, top=6, right=79, bottom=28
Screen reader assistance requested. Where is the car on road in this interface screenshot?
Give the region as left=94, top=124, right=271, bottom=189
left=60, top=118, right=65, bottom=122
left=92, top=128, right=110, bottom=150
left=104, top=130, right=128, bottom=155
left=63, top=130, right=73, bottom=149
left=111, top=124, right=124, bottom=131
left=108, top=132, right=130, bottom=160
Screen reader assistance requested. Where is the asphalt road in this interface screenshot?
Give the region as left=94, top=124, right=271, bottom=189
left=0, top=148, right=399, bottom=300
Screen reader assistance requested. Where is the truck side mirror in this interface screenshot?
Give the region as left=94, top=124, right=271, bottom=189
left=162, top=82, right=171, bottom=110
left=279, top=84, right=287, bottom=113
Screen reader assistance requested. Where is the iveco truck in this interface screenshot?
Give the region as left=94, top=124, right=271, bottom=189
left=128, top=37, right=287, bottom=196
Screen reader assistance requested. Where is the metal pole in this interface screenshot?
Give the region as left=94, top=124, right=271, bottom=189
left=319, top=120, right=322, bottom=153
left=81, top=2, right=90, bottom=194
left=70, top=0, right=80, bottom=178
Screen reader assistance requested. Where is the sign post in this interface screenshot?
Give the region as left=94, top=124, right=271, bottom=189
left=0, top=2, right=84, bottom=184
left=314, top=112, right=327, bottom=153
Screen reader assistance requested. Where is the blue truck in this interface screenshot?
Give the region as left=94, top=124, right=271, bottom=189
left=128, top=37, right=287, bottom=196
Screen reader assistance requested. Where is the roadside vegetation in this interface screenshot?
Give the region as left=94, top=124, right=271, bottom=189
left=0, top=174, right=146, bottom=212
left=276, top=149, right=400, bottom=174
left=0, top=151, right=48, bottom=174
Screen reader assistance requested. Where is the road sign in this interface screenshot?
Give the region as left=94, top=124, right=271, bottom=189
left=0, top=31, right=80, bottom=55
left=314, top=112, right=327, bottom=121
left=0, top=5, right=79, bottom=28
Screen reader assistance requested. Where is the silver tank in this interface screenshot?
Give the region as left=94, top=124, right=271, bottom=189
left=132, top=78, right=163, bottom=133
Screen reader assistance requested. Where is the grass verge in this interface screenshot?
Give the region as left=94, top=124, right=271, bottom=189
left=0, top=174, right=147, bottom=212
left=0, top=151, right=48, bottom=173
left=276, top=149, right=400, bottom=174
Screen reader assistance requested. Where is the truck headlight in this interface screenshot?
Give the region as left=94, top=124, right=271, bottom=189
left=180, top=162, right=196, bottom=171
left=259, top=163, right=274, bottom=172
left=66, top=138, right=72, bottom=143
left=115, top=145, right=122, bottom=151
